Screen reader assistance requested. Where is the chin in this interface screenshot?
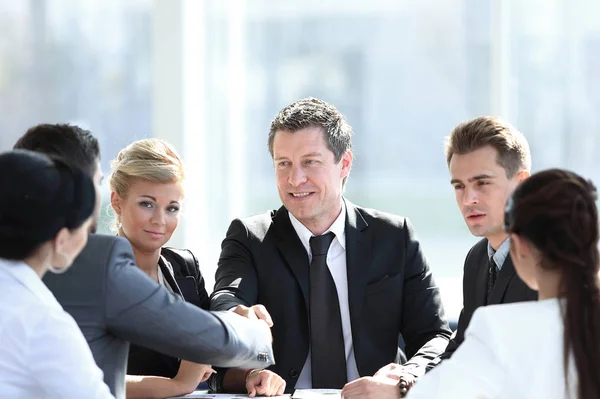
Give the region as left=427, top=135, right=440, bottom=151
left=466, top=226, right=486, bottom=237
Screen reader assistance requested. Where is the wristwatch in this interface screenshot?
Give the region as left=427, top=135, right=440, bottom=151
left=398, top=378, right=409, bottom=398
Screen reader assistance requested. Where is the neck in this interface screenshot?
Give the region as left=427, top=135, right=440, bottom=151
left=131, top=246, right=161, bottom=278
left=23, top=247, right=51, bottom=278
left=487, top=232, right=509, bottom=251
left=536, top=268, right=563, bottom=300
left=303, top=201, right=343, bottom=236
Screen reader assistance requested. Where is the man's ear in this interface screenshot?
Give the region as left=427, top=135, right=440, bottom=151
left=340, top=150, right=353, bottom=179
left=110, top=191, right=122, bottom=217
left=517, top=169, right=531, bottom=183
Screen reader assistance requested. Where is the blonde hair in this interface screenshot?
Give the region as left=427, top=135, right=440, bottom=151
left=108, top=139, right=185, bottom=230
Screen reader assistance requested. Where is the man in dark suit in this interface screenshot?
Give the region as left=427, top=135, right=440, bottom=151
left=341, top=117, right=539, bottom=398
left=441, top=117, right=537, bottom=359
left=14, top=124, right=274, bottom=399
left=437, top=116, right=538, bottom=363
left=210, top=98, right=451, bottom=394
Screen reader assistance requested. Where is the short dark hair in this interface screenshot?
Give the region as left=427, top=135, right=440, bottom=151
left=14, top=123, right=100, bottom=178
left=445, top=116, right=531, bottom=178
left=0, top=150, right=96, bottom=260
left=268, top=97, right=353, bottom=162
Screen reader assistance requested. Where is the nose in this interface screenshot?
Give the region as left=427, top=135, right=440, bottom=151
left=150, top=208, right=166, bottom=226
left=463, top=186, right=479, bottom=206
left=288, top=164, right=308, bottom=187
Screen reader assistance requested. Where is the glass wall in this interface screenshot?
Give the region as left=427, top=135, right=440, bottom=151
left=1, top=0, right=599, bottom=321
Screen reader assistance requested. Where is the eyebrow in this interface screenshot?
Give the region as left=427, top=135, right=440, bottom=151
left=450, top=174, right=497, bottom=185
left=139, top=195, right=180, bottom=205
left=274, top=152, right=323, bottom=161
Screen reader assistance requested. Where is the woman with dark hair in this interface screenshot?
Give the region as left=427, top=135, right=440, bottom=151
left=406, top=168, right=600, bottom=399
left=0, top=150, right=114, bottom=398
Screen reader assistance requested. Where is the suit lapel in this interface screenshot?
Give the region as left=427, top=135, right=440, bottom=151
left=474, top=240, right=490, bottom=308
left=273, top=206, right=311, bottom=309
left=489, top=253, right=517, bottom=305
left=158, top=257, right=184, bottom=297
left=344, top=200, right=371, bottom=348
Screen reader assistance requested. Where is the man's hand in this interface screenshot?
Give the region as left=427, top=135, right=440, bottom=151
left=233, top=304, right=274, bottom=327
left=172, top=361, right=216, bottom=393
left=341, top=376, right=401, bottom=399
left=245, top=369, right=286, bottom=397
left=374, top=363, right=417, bottom=393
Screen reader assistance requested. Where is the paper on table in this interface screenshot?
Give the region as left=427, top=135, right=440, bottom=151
left=171, top=392, right=290, bottom=399
left=292, top=389, right=342, bottom=398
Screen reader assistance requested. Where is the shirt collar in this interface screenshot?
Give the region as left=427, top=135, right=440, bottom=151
left=487, top=237, right=511, bottom=270
left=288, top=199, right=347, bottom=252
left=0, top=258, right=62, bottom=310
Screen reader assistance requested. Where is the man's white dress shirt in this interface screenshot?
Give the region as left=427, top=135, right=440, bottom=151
left=0, top=258, right=114, bottom=398
left=289, top=200, right=361, bottom=388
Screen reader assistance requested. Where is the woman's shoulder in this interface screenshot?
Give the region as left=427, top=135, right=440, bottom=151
left=467, top=299, right=562, bottom=347
left=160, top=246, right=202, bottom=281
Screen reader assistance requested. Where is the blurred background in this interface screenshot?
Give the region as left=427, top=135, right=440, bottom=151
left=1, top=0, right=599, bottom=322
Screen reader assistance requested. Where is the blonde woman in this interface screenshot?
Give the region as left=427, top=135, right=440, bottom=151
left=109, top=139, right=285, bottom=398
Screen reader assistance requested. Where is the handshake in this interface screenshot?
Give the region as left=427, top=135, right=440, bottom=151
left=231, top=304, right=274, bottom=328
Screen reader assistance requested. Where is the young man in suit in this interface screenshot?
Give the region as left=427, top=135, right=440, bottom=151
left=210, top=98, right=452, bottom=394
left=14, top=124, right=275, bottom=399
left=436, top=116, right=538, bottom=362
left=341, top=117, right=539, bottom=398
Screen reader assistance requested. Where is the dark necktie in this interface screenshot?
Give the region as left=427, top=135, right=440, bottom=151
left=309, top=232, right=347, bottom=388
left=486, top=256, right=498, bottom=305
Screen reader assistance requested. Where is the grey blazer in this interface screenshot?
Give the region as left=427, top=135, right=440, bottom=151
left=43, top=234, right=273, bottom=399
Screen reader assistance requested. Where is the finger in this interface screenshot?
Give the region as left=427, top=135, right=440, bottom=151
left=341, top=383, right=362, bottom=397
left=382, top=372, right=401, bottom=381
left=253, top=305, right=274, bottom=327
left=256, top=373, right=272, bottom=395
left=276, top=379, right=286, bottom=396
left=375, top=363, right=399, bottom=376
left=246, top=380, right=256, bottom=398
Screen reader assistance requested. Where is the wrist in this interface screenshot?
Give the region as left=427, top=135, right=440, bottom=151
left=244, top=368, right=263, bottom=382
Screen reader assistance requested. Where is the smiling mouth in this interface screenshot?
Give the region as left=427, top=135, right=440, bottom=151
left=144, top=230, right=165, bottom=236
left=289, top=192, right=313, bottom=198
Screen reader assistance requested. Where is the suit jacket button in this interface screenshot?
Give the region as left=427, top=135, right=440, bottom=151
left=290, top=369, right=300, bottom=379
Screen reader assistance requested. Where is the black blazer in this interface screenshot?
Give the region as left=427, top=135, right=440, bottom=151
left=439, top=238, right=538, bottom=362
left=210, top=200, right=451, bottom=391
left=127, top=248, right=210, bottom=378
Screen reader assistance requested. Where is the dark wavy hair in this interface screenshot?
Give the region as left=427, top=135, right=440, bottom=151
left=0, top=150, right=96, bottom=260
left=504, top=168, right=600, bottom=398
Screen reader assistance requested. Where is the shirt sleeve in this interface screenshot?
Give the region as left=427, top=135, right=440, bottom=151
left=407, top=308, right=505, bottom=399
left=28, top=308, right=114, bottom=399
